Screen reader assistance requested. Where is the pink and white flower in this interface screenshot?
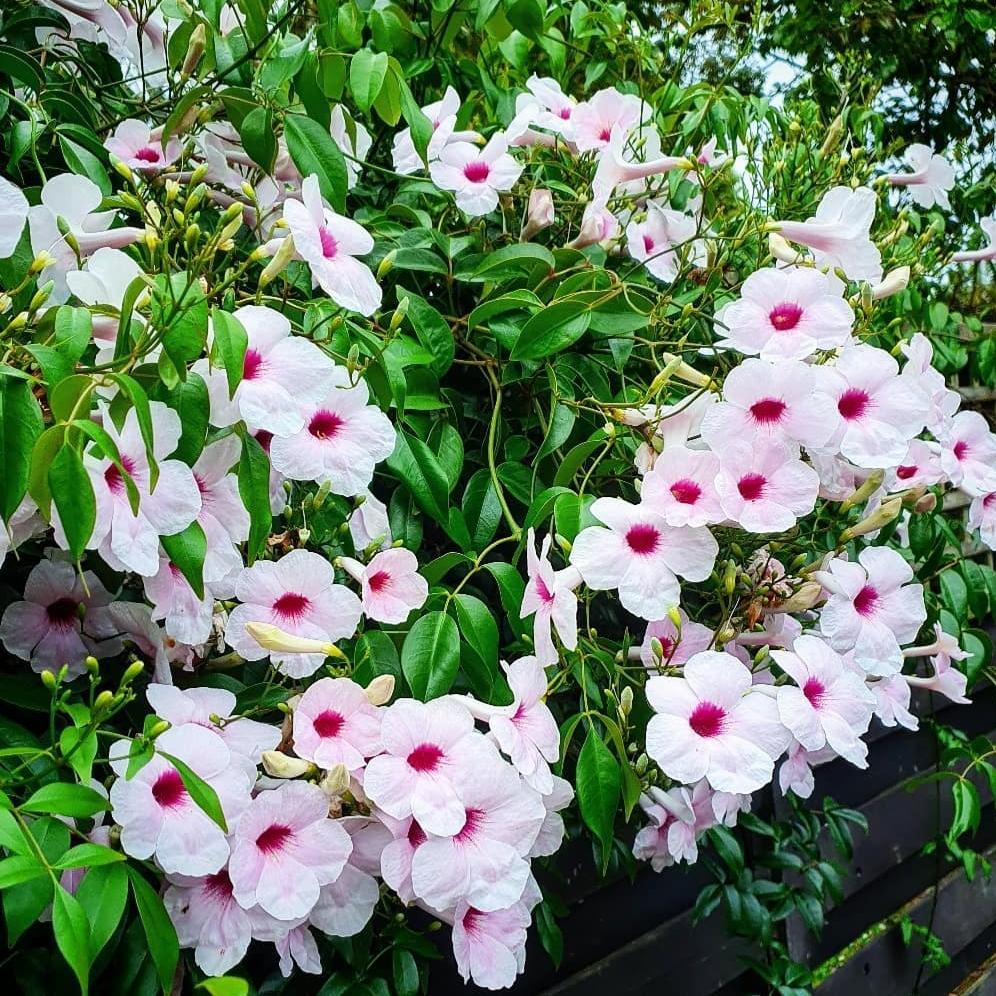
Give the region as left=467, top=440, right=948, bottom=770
left=143, top=556, right=215, bottom=646
left=633, top=787, right=699, bottom=870
left=429, top=134, right=523, bottom=217
left=451, top=902, right=531, bottom=991
left=714, top=439, right=819, bottom=533
left=269, top=371, right=395, bottom=496
left=816, top=546, right=926, bottom=673
left=308, top=863, right=380, bottom=938
left=772, top=635, right=876, bottom=767
left=292, top=677, right=382, bottom=771
left=391, top=86, right=482, bottom=174
left=593, top=127, right=687, bottom=199
left=572, top=87, right=646, bottom=152
left=104, top=119, right=180, bottom=173
left=938, top=411, right=996, bottom=496
left=515, top=76, right=577, bottom=141
left=519, top=529, right=581, bottom=665
left=713, top=266, right=854, bottom=361
left=338, top=549, right=428, bottom=624
left=281, top=175, right=382, bottom=316
left=330, top=105, right=372, bottom=189
left=0, top=556, right=120, bottom=677
left=348, top=490, right=391, bottom=552
left=870, top=674, right=918, bottom=731
left=625, top=203, right=701, bottom=283
left=640, top=445, right=723, bottom=527
left=645, top=651, right=788, bottom=793
left=951, top=215, right=996, bottom=264
left=569, top=496, right=719, bottom=620
left=899, top=333, right=961, bottom=434
left=194, top=304, right=338, bottom=437
left=228, top=781, right=352, bottom=920
left=885, top=440, right=944, bottom=492
left=884, top=144, right=955, bottom=210
left=226, top=549, right=362, bottom=678
left=968, top=492, right=996, bottom=550
left=903, top=623, right=971, bottom=705
left=639, top=608, right=714, bottom=669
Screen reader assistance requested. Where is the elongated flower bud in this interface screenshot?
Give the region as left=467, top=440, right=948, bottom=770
left=245, top=621, right=346, bottom=659
left=365, top=674, right=395, bottom=705
left=262, top=751, right=313, bottom=779
left=259, top=235, right=296, bottom=287
left=521, top=188, right=555, bottom=241
left=839, top=496, right=903, bottom=542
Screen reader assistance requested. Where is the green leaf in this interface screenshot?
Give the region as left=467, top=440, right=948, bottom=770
left=507, top=0, right=545, bottom=39
left=160, top=520, right=207, bottom=600
left=709, top=826, right=745, bottom=876
left=238, top=432, right=273, bottom=563
left=127, top=867, right=179, bottom=995
left=54, top=307, right=94, bottom=364
left=53, top=884, right=92, bottom=995
left=157, top=751, right=228, bottom=832
left=72, top=419, right=140, bottom=514
left=238, top=105, right=277, bottom=172
left=211, top=310, right=249, bottom=399
left=22, top=783, right=109, bottom=818
left=0, top=371, right=44, bottom=522
left=399, top=79, right=432, bottom=164
left=483, top=561, right=527, bottom=639
left=48, top=443, right=96, bottom=559
left=510, top=299, right=592, bottom=361
left=284, top=113, right=348, bottom=213
left=397, top=289, right=455, bottom=375
left=151, top=273, right=209, bottom=372
left=75, top=867, right=126, bottom=955
left=401, top=611, right=460, bottom=700
left=471, top=244, right=555, bottom=281
left=108, top=372, right=159, bottom=490
left=461, top=469, right=502, bottom=552
left=576, top=725, right=620, bottom=870
left=53, top=843, right=126, bottom=871
left=940, top=569, right=969, bottom=623
left=0, top=855, right=47, bottom=889
left=453, top=593, right=500, bottom=699
left=197, top=980, right=250, bottom=996
left=393, top=948, right=419, bottom=996
left=386, top=430, right=450, bottom=524
left=159, top=371, right=209, bottom=465
left=349, top=49, right=389, bottom=114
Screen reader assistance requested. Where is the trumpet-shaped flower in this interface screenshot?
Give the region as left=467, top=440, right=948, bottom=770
left=639, top=608, right=714, bottom=669
left=938, top=411, right=996, bottom=496
left=292, top=677, right=382, bottom=771
left=640, top=445, right=723, bottom=527
left=429, top=134, right=523, bottom=216
left=625, top=203, right=701, bottom=283
left=951, top=215, right=996, bottom=264
left=143, top=556, right=215, bottom=646
left=519, top=529, right=581, bottom=665
left=884, top=144, right=955, bottom=210
left=572, top=87, right=646, bottom=152
left=391, top=86, right=481, bottom=174
left=338, top=549, right=428, bottom=624
left=104, top=119, right=180, bottom=173
left=968, top=492, right=996, bottom=550
left=452, top=902, right=531, bottom=991
left=330, top=105, right=372, bottom=189
left=0, top=176, right=29, bottom=257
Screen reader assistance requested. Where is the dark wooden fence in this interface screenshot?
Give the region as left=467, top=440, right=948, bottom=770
left=432, top=685, right=996, bottom=995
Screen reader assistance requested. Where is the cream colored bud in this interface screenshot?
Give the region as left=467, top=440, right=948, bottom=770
left=768, top=232, right=803, bottom=264
left=7, top=312, right=28, bottom=331
left=839, top=496, right=903, bottom=542
left=189, top=162, right=210, bottom=185
left=773, top=581, right=824, bottom=613
left=871, top=266, right=910, bottom=301
left=110, top=156, right=134, bottom=182
left=365, top=674, right=395, bottom=706
left=840, top=469, right=885, bottom=511
left=619, top=685, right=633, bottom=717
left=240, top=180, right=256, bottom=200
left=165, top=180, right=180, bottom=204
left=666, top=605, right=682, bottom=629
left=181, top=24, right=207, bottom=78
left=521, top=188, right=555, bottom=241
left=389, top=296, right=409, bottom=332
left=320, top=763, right=351, bottom=798
left=658, top=352, right=711, bottom=389
left=262, top=751, right=313, bottom=779
left=29, top=281, right=54, bottom=312
left=649, top=637, right=665, bottom=664
left=259, top=235, right=296, bottom=287
left=244, top=621, right=346, bottom=659
left=914, top=492, right=937, bottom=514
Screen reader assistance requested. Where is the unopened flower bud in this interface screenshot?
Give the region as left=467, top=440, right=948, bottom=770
left=774, top=581, right=824, bottom=613
left=914, top=492, right=937, bottom=514
left=85, top=655, right=99, bottom=676
left=244, top=621, right=347, bottom=659
left=716, top=624, right=736, bottom=645
left=389, top=296, right=409, bottom=332
left=666, top=605, right=682, bottom=629
left=93, top=690, right=115, bottom=714
left=619, top=685, right=633, bottom=717
left=860, top=281, right=874, bottom=310
left=259, top=235, right=296, bottom=287
left=320, top=763, right=351, bottom=798
left=181, top=23, right=206, bottom=78
left=297, top=527, right=311, bottom=545
left=839, top=496, right=903, bottom=542
left=659, top=352, right=711, bottom=389
left=165, top=180, right=180, bottom=203
left=555, top=533, right=572, bottom=556
left=149, top=720, right=171, bottom=738
left=871, top=266, right=910, bottom=301
left=521, top=188, right=555, bottom=241
left=840, top=469, right=885, bottom=511
left=649, top=637, right=665, bottom=664
left=312, top=480, right=331, bottom=510
left=29, top=281, right=54, bottom=312
left=346, top=344, right=360, bottom=374
left=121, top=659, right=145, bottom=684
left=40, top=670, right=58, bottom=691
left=261, top=750, right=312, bottom=779
left=189, top=162, right=210, bottom=186
left=110, top=157, right=134, bottom=183
left=723, top=560, right=737, bottom=595
left=365, top=674, right=395, bottom=705
left=376, top=249, right=396, bottom=280
left=768, top=232, right=802, bottom=264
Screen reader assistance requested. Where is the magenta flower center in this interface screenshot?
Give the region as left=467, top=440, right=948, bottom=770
left=46, top=596, right=79, bottom=628
left=657, top=636, right=675, bottom=656
left=135, top=146, right=161, bottom=163
left=953, top=440, right=969, bottom=461
left=318, top=226, right=338, bottom=259
left=598, top=128, right=611, bottom=142
left=204, top=869, right=234, bottom=900
left=670, top=479, right=702, bottom=505
left=559, top=107, right=572, bottom=120
left=463, top=161, right=491, bottom=183
left=896, top=464, right=917, bottom=480
left=407, top=743, right=444, bottom=772
left=737, top=473, right=766, bottom=501
left=408, top=820, right=427, bottom=847
left=689, top=701, right=726, bottom=738
left=308, top=410, right=344, bottom=439
left=104, top=454, right=137, bottom=495
left=243, top=348, right=264, bottom=380
left=643, top=234, right=655, bottom=253
left=853, top=584, right=879, bottom=617
left=837, top=388, right=871, bottom=421
left=985, top=493, right=996, bottom=509
left=367, top=570, right=391, bottom=593
left=273, top=592, right=310, bottom=619
left=768, top=302, right=803, bottom=331
left=456, top=807, right=484, bottom=843
left=462, top=908, right=484, bottom=933
left=803, top=677, right=826, bottom=708
left=256, top=823, right=294, bottom=854
left=312, top=710, right=345, bottom=738
left=626, top=523, right=661, bottom=555
left=535, top=574, right=555, bottom=605
left=749, top=398, right=787, bottom=424
left=255, top=430, right=273, bottom=453
left=151, top=769, right=187, bottom=809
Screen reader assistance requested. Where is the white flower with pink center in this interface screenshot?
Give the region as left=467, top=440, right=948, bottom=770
left=884, top=143, right=954, bottom=210
left=391, top=85, right=482, bottom=175
left=639, top=608, right=714, bottom=669
left=164, top=868, right=252, bottom=977
left=645, top=651, right=788, bottom=793
left=226, top=549, right=362, bottom=678
left=639, top=445, right=723, bottom=528
left=593, top=127, right=687, bottom=199
left=66, top=402, right=201, bottom=577
left=142, top=555, right=215, bottom=646
left=870, top=674, right=918, bottom=731
left=104, top=118, right=180, bottom=173
left=772, top=635, right=876, bottom=768
left=410, top=761, right=545, bottom=913
left=463, top=656, right=561, bottom=793
left=571, top=87, right=645, bottom=152
left=0, top=556, right=120, bottom=678
left=884, top=439, right=944, bottom=492
left=938, top=410, right=996, bottom=497
left=519, top=529, right=581, bottom=665
left=625, top=202, right=701, bottom=284
left=900, top=332, right=961, bottom=434
left=771, top=185, right=883, bottom=283
left=701, top=358, right=839, bottom=452
left=109, top=725, right=250, bottom=876
left=292, top=676, right=382, bottom=771
left=194, top=304, right=338, bottom=437
left=968, top=492, right=996, bottom=550
left=330, top=105, right=372, bottom=189
left=570, top=496, right=718, bottom=621
left=268, top=372, right=395, bottom=496
left=816, top=546, right=926, bottom=674
left=228, top=781, right=352, bottom=920
left=0, top=498, right=42, bottom=571
left=569, top=195, right=620, bottom=250
left=903, top=622, right=971, bottom=705
left=281, top=175, right=382, bottom=316
left=633, top=392, right=717, bottom=474
left=308, top=862, right=380, bottom=938
left=633, top=787, right=699, bottom=870
left=816, top=344, right=926, bottom=469
left=348, top=490, right=391, bottom=552
left=254, top=918, right=322, bottom=977
left=451, top=902, right=532, bottom=991
left=529, top=775, right=574, bottom=858
left=363, top=698, right=495, bottom=836
left=516, top=75, right=577, bottom=140
left=429, top=133, right=523, bottom=216
left=338, top=549, right=428, bottom=624
left=714, top=439, right=819, bottom=533
left=714, top=267, right=854, bottom=361
left=379, top=813, right=427, bottom=904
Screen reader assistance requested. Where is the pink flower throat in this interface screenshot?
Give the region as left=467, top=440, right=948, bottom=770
left=689, top=701, right=726, bottom=738
left=626, top=523, right=661, bottom=555
left=463, top=161, right=491, bottom=183
left=769, top=302, right=803, bottom=331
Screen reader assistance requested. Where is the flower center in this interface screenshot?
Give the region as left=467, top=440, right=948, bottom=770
left=243, top=348, right=264, bottom=380
left=768, top=302, right=803, bottom=331
left=535, top=574, right=555, bottom=605
left=853, top=584, right=879, bottom=617
left=838, top=388, right=871, bottom=421
left=749, top=398, right=787, bottom=424
left=984, top=493, right=996, bottom=509
left=626, top=523, right=660, bottom=555
left=896, top=464, right=917, bottom=480
left=151, top=769, right=187, bottom=809
left=273, top=592, right=310, bottom=619
left=689, top=701, right=726, bottom=738
left=558, top=107, right=572, bottom=120
left=312, top=710, right=345, bottom=738
left=204, top=869, right=233, bottom=900
left=737, top=473, right=766, bottom=501
left=46, top=597, right=79, bottom=628
left=803, top=677, right=826, bottom=708
left=255, top=430, right=273, bottom=453
left=135, top=146, right=161, bottom=163
left=256, top=823, right=294, bottom=854
left=407, top=820, right=427, bottom=847
left=407, top=743, right=443, bottom=772
left=669, top=479, right=702, bottom=505
left=456, top=807, right=484, bottom=843
left=318, top=226, right=338, bottom=259
left=104, top=454, right=137, bottom=495
left=308, top=410, right=344, bottom=439
left=643, top=234, right=655, bottom=253
left=953, top=440, right=969, bottom=461
left=599, top=128, right=611, bottom=142
left=367, top=570, right=391, bottom=593
left=462, top=908, right=484, bottom=933
left=463, top=161, right=491, bottom=183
